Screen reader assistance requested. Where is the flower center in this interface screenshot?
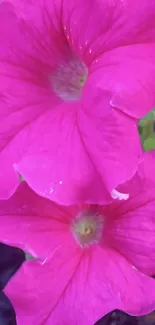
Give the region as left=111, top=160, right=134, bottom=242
left=71, top=211, right=103, bottom=248
left=51, top=55, right=88, bottom=102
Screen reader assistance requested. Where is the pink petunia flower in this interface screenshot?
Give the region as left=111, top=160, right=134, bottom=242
left=0, top=1, right=155, bottom=204
left=0, top=154, right=155, bottom=324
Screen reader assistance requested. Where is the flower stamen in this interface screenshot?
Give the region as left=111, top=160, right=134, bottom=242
left=51, top=54, right=88, bottom=102
left=72, top=211, right=104, bottom=248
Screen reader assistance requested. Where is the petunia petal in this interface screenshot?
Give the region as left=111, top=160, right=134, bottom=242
left=0, top=183, right=75, bottom=260
left=27, top=246, right=155, bottom=325
left=16, top=106, right=111, bottom=204
left=5, top=246, right=82, bottom=325
left=138, top=151, right=155, bottom=183
left=1, top=0, right=154, bottom=203
left=79, top=88, right=142, bottom=194
left=10, top=0, right=155, bottom=64
left=0, top=2, right=62, bottom=198
left=0, top=1, right=68, bottom=71
left=104, top=199, right=155, bottom=276
left=61, top=0, right=155, bottom=62
left=89, top=44, right=155, bottom=119
left=5, top=244, right=155, bottom=325
left=99, top=153, right=155, bottom=276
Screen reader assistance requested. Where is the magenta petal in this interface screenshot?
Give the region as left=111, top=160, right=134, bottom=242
left=138, top=151, right=155, bottom=183
left=105, top=195, right=155, bottom=276
left=5, top=246, right=81, bottom=325
left=89, top=44, right=155, bottom=119
left=92, top=247, right=155, bottom=317
left=0, top=2, right=62, bottom=199
left=0, top=183, right=74, bottom=259
left=0, top=0, right=154, bottom=203
left=0, top=156, right=20, bottom=199
left=5, top=247, right=155, bottom=325
left=44, top=0, right=155, bottom=63
left=16, top=106, right=111, bottom=204
left=100, top=155, right=155, bottom=276
left=0, top=181, right=155, bottom=323
left=62, top=247, right=155, bottom=322
left=79, top=88, right=142, bottom=193
left=6, top=0, right=155, bottom=49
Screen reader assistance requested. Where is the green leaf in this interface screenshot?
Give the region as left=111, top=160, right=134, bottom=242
left=143, top=137, right=155, bottom=151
